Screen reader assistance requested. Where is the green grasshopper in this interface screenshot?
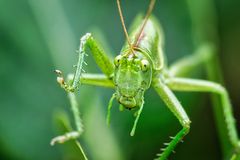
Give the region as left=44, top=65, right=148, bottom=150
left=51, top=0, right=240, bottom=159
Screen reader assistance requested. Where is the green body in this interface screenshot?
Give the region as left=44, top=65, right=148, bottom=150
left=52, top=14, right=240, bottom=160
left=114, top=15, right=164, bottom=109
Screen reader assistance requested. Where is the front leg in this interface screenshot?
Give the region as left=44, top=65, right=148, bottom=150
left=165, top=77, right=240, bottom=158
left=68, top=73, right=114, bottom=88
left=52, top=33, right=115, bottom=145
left=51, top=73, right=115, bottom=145
left=153, top=78, right=191, bottom=159
left=51, top=92, right=83, bottom=145
left=56, top=33, right=114, bottom=92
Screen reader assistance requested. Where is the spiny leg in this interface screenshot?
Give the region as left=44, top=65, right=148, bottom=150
left=51, top=92, right=83, bottom=145
left=52, top=73, right=115, bottom=145
left=74, top=73, right=116, bottom=127
left=153, top=79, right=191, bottom=159
left=165, top=78, right=240, bottom=156
left=168, top=44, right=239, bottom=158
left=55, top=74, right=114, bottom=146
left=67, top=73, right=114, bottom=89
left=69, top=73, right=116, bottom=127
left=52, top=33, right=115, bottom=144
left=55, top=33, right=114, bottom=92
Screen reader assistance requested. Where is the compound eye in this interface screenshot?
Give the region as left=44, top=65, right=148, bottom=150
left=114, top=55, right=122, bottom=67
left=140, top=59, right=149, bottom=71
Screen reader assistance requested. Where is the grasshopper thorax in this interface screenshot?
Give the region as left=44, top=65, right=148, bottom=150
left=113, top=51, right=152, bottom=109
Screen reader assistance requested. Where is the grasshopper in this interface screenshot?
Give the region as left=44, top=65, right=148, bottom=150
left=51, top=0, right=240, bottom=159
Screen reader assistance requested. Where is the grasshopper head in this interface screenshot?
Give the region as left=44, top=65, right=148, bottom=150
left=113, top=53, right=152, bottom=109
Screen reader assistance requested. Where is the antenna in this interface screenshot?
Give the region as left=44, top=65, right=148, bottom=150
left=134, top=0, right=156, bottom=46
left=117, top=0, right=134, bottom=54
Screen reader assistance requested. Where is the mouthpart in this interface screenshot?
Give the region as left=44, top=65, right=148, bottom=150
left=119, top=96, right=137, bottom=108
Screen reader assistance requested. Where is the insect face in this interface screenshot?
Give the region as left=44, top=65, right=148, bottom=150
left=113, top=53, right=152, bottom=109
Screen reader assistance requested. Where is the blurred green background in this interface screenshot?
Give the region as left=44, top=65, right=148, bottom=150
left=0, top=0, right=240, bottom=159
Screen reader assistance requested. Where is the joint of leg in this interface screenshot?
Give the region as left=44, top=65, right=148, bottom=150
left=213, top=84, right=226, bottom=95
left=183, top=120, right=191, bottom=133
left=62, top=85, right=75, bottom=92
left=80, top=33, right=92, bottom=42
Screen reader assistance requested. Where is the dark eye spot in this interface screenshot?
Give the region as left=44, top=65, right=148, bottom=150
left=140, top=59, right=149, bottom=71
left=114, top=55, right=122, bottom=67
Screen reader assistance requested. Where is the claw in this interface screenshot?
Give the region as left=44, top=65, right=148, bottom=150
left=54, top=69, right=75, bottom=92
left=51, top=135, right=67, bottom=146
left=54, top=69, right=62, bottom=75
left=54, top=70, right=66, bottom=86
left=50, top=131, right=80, bottom=146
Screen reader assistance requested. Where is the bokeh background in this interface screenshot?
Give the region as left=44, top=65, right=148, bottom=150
left=0, top=0, right=240, bottom=159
